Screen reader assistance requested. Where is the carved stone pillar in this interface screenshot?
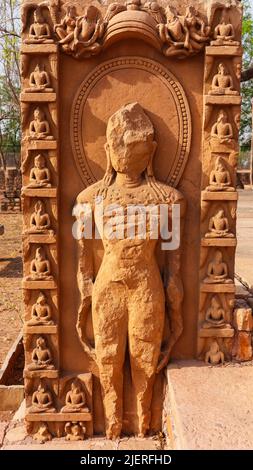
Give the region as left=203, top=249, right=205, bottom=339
left=20, top=0, right=243, bottom=441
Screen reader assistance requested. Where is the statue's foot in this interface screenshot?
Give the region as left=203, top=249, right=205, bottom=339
left=106, top=423, right=121, bottom=440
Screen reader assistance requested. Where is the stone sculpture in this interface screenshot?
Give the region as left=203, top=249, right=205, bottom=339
left=209, top=63, right=239, bottom=96
left=211, top=12, right=240, bottom=46
left=27, top=155, right=51, bottom=188
left=211, top=110, right=234, bottom=145
left=28, top=108, right=54, bottom=141
left=205, top=209, right=234, bottom=238
left=28, top=292, right=53, bottom=326
left=65, top=422, right=86, bottom=441
left=205, top=340, right=225, bottom=365
left=202, top=295, right=232, bottom=329
left=61, top=381, right=89, bottom=413
left=24, top=7, right=53, bottom=44
left=25, top=64, right=53, bottom=93
left=75, top=102, right=185, bottom=439
left=28, top=382, right=56, bottom=413
left=33, top=422, right=52, bottom=443
left=25, top=247, right=53, bottom=281
left=27, top=337, right=55, bottom=371
left=157, top=4, right=210, bottom=57
left=203, top=250, right=232, bottom=284
left=28, top=200, right=51, bottom=234
left=206, top=157, right=234, bottom=192
left=54, top=4, right=77, bottom=52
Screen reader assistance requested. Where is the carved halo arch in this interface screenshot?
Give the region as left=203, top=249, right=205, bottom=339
left=71, top=56, right=192, bottom=188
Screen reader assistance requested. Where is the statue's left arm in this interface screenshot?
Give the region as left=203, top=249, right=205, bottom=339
left=157, top=195, right=186, bottom=373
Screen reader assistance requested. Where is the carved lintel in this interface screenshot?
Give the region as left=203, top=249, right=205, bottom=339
left=27, top=141, right=57, bottom=150
left=21, top=93, right=56, bottom=103
left=201, top=238, right=237, bottom=247
left=24, top=325, right=58, bottom=334
left=202, top=192, right=238, bottom=201
left=26, top=412, right=92, bottom=422
left=200, top=284, right=235, bottom=294
left=21, top=45, right=58, bottom=54
left=22, top=188, right=57, bottom=198
left=24, top=370, right=59, bottom=379
left=205, top=95, right=241, bottom=106
left=22, top=280, right=57, bottom=289
left=199, top=328, right=234, bottom=338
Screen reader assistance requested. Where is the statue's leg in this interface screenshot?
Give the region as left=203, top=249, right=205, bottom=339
left=92, top=281, right=127, bottom=439
left=128, top=286, right=165, bottom=436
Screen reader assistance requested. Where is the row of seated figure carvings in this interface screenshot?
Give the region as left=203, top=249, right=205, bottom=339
left=28, top=380, right=89, bottom=414
left=201, top=2, right=240, bottom=367
left=23, top=60, right=239, bottom=97
left=21, top=2, right=240, bottom=59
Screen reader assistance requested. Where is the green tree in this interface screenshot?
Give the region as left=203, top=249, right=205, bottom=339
left=240, top=0, right=253, bottom=150
left=0, top=0, right=20, bottom=170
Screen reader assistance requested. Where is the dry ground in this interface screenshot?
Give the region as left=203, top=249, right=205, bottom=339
left=0, top=213, right=23, bottom=367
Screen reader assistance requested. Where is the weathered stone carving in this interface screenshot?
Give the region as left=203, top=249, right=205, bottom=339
left=203, top=250, right=232, bottom=284
left=206, top=157, right=234, bottom=192
left=61, top=381, right=89, bottom=413
left=205, top=209, right=234, bottom=238
left=27, top=155, right=51, bottom=188
left=24, top=7, right=53, bottom=44
left=202, top=295, right=232, bottom=329
left=211, top=11, right=240, bottom=46
left=209, top=63, right=239, bottom=96
left=28, top=292, right=54, bottom=326
left=22, top=1, right=212, bottom=60
left=54, top=4, right=77, bottom=52
left=210, top=109, right=234, bottom=150
left=65, top=421, right=86, bottom=441
left=27, top=200, right=52, bottom=234
left=33, top=422, right=52, bottom=443
left=25, top=64, right=53, bottom=93
left=27, top=336, right=55, bottom=371
left=25, top=247, right=53, bottom=281
left=205, top=340, right=225, bottom=365
left=75, top=102, right=185, bottom=439
left=28, top=108, right=54, bottom=141
left=157, top=4, right=210, bottom=57
left=28, top=381, right=56, bottom=413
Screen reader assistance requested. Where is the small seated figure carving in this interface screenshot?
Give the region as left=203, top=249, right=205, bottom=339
left=205, top=209, right=234, bottom=238
left=28, top=200, right=51, bottom=234
left=73, top=6, right=105, bottom=58
left=27, top=155, right=51, bottom=188
left=203, top=250, right=233, bottom=284
left=27, top=336, right=55, bottom=371
left=24, top=8, right=53, bottom=44
left=61, top=381, right=89, bottom=413
left=211, top=15, right=240, bottom=46
left=33, top=422, right=52, bottom=443
left=205, top=340, right=225, bottom=365
left=29, top=108, right=54, bottom=141
left=209, top=63, right=239, bottom=96
left=65, top=422, right=86, bottom=441
left=184, top=5, right=210, bottom=48
left=206, top=157, right=234, bottom=192
left=25, top=64, right=53, bottom=93
left=26, top=247, right=53, bottom=281
left=28, top=382, right=56, bottom=413
left=157, top=6, right=189, bottom=57
left=28, top=292, right=54, bottom=326
left=211, top=109, right=234, bottom=145
left=54, top=5, right=77, bottom=52
left=202, top=296, right=229, bottom=329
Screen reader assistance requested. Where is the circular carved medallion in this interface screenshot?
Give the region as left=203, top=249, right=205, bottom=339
left=71, top=56, right=192, bottom=187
